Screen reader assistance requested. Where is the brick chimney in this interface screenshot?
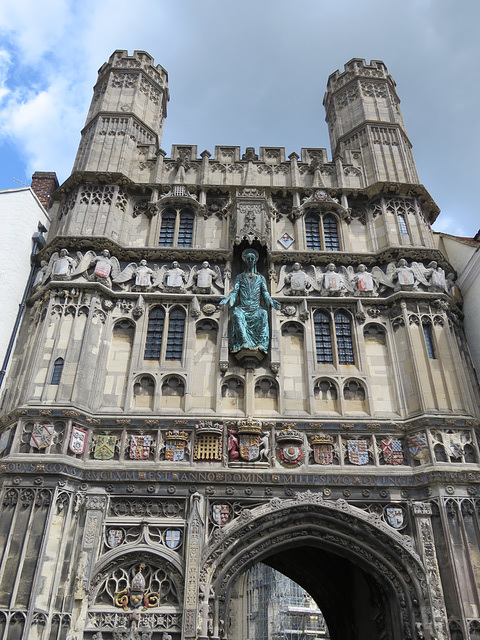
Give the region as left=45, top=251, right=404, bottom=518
left=30, top=171, right=59, bottom=210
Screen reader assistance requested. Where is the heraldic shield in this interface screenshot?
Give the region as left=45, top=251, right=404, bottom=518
left=311, top=434, right=334, bottom=465
left=165, top=430, right=188, bottom=461
left=30, top=423, right=55, bottom=449
left=130, top=435, right=152, bottom=460
left=381, top=438, right=403, bottom=465
left=347, top=439, right=369, bottom=465
left=69, top=426, right=87, bottom=455
left=239, top=434, right=260, bottom=461
left=212, top=504, right=230, bottom=526
left=94, top=435, right=116, bottom=460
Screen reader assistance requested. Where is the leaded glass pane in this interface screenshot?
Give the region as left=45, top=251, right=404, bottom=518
left=323, top=214, right=340, bottom=250
left=398, top=213, right=409, bottom=235
left=159, top=209, right=176, bottom=246
left=335, top=312, right=354, bottom=364
left=166, top=308, right=186, bottom=361
left=144, top=307, right=165, bottom=359
left=314, top=312, right=333, bottom=364
left=423, top=324, right=436, bottom=359
left=178, top=210, right=194, bottom=247
left=51, top=358, right=64, bottom=385
left=305, top=212, right=321, bottom=250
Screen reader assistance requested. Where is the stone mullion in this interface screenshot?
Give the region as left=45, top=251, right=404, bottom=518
left=412, top=501, right=449, bottom=640
left=24, top=296, right=57, bottom=404
left=383, top=322, right=405, bottom=415
left=56, top=307, right=86, bottom=404
left=440, top=499, right=478, bottom=634
left=400, top=301, right=426, bottom=414
left=0, top=490, right=21, bottom=594
left=34, top=489, right=73, bottom=640
left=69, top=495, right=106, bottom=638
left=444, top=318, right=479, bottom=417
left=88, top=304, right=114, bottom=411
left=9, top=492, right=37, bottom=611
left=182, top=493, right=204, bottom=639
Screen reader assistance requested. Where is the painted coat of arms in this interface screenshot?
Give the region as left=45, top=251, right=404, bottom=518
left=381, top=438, right=403, bottom=465
left=443, top=432, right=467, bottom=459
left=94, top=434, right=117, bottom=460
left=239, top=434, right=260, bottom=461
left=212, top=504, right=230, bottom=526
left=107, top=528, right=123, bottom=548
left=277, top=428, right=304, bottom=467
left=347, top=439, right=369, bottom=465
left=311, top=434, right=334, bottom=465
left=165, top=529, right=181, bottom=549
left=69, top=426, right=88, bottom=455
left=385, top=506, right=405, bottom=529
left=130, top=435, right=152, bottom=460
left=407, top=433, right=430, bottom=463
left=165, top=431, right=188, bottom=461
left=30, top=423, right=55, bottom=449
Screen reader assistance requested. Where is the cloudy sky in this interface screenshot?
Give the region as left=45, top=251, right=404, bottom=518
left=0, top=0, right=478, bottom=237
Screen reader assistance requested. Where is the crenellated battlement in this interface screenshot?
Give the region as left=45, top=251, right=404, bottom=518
left=325, top=58, right=392, bottom=94
left=97, top=49, right=169, bottom=88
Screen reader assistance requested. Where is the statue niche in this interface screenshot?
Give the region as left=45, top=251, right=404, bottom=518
left=220, top=248, right=280, bottom=366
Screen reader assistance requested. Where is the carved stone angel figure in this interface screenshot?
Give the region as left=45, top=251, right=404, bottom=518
left=321, top=263, right=346, bottom=295
left=341, top=264, right=378, bottom=297
left=186, top=261, right=224, bottom=294
left=276, top=262, right=322, bottom=296
left=43, top=248, right=78, bottom=281
left=71, top=249, right=121, bottom=287
left=372, top=259, right=424, bottom=293
left=152, top=262, right=189, bottom=292
left=113, top=259, right=154, bottom=289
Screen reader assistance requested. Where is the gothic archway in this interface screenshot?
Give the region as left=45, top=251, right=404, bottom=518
left=200, top=494, right=437, bottom=640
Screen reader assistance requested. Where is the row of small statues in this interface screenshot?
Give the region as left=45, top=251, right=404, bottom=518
left=33, top=249, right=459, bottom=300
left=33, top=249, right=225, bottom=294
left=276, top=260, right=460, bottom=298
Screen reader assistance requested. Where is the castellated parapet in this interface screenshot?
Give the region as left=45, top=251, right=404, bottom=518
left=73, top=50, right=169, bottom=177
left=324, top=58, right=418, bottom=186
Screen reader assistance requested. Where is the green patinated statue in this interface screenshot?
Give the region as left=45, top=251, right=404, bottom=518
left=220, top=249, right=280, bottom=353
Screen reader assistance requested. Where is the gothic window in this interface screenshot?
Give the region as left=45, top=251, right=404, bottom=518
left=144, top=307, right=165, bottom=359
left=305, top=210, right=340, bottom=251
left=51, top=358, right=64, bottom=385
left=314, top=379, right=338, bottom=400
left=166, top=308, right=186, bottom=361
left=144, top=306, right=186, bottom=362
left=335, top=312, right=355, bottom=364
left=398, top=213, right=409, bottom=235
left=423, top=323, right=436, bottom=359
left=159, top=206, right=195, bottom=247
left=221, top=377, right=244, bottom=398
left=314, top=312, right=333, bottom=364
left=343, top=380, right=365, bottom=401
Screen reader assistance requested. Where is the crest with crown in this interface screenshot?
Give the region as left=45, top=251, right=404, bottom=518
left=276, top=427, right=303, bottom=443
left=195, top=421, right=223, bottom=435
left=311, top=434, right=334, bottom=445
left=237, top=417, right=262, bottom=435
left=165, top=430, right=189, bottom=442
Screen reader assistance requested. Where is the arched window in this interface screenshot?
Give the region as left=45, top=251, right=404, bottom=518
left=305, top=210, right=340, bottom=251
left=314, top=312, right=333, bottom=364
left=305, top=212, right=321, bottom=250
left=159, top=206, right=195, bottom=247
left=335, top=312, right=354, bottom=364
left=178, top=210, right=194, bottom=247
left=158, top=209, right=176, bottom=246
left=166, top=308, right=186, bottom=361
left=423, top=323, right=436, bottom=359
left=144, top=307, right=165, bottom=359
left=398, top=213, right=409, bottom=236
left=51, top=358, right=64, bottom=385
left=323, top=214, right=340, bottom=250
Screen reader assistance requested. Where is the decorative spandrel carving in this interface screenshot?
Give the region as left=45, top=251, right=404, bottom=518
left=220, top=249, right=280, bottom=354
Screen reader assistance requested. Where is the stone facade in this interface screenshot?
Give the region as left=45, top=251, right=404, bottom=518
left=0, top=51, right=479, bottom=640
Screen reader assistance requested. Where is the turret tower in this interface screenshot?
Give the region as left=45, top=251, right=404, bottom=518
left=324, top=58, right=419, bottom=186
left=72, top=50, right=169, bottom=179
